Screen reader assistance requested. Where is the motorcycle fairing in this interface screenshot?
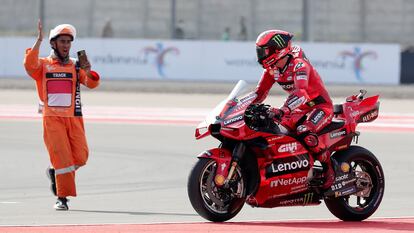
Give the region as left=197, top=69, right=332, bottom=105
left=197, top=148, right=232, bottom=185
left=248, top=136, right=314, bottom=207
left=253, top=191, right=321, bottom=208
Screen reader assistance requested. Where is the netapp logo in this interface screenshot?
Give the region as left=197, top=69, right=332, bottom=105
left=270, top=176, right=307, bottom=187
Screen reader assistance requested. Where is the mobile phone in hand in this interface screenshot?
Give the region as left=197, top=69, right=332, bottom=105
left=77, top=50, right=88, bottom=68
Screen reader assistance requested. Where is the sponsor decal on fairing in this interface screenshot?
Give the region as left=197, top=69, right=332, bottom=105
left=278, top=193, right=314, bottom=206
left=358, top=109, right=379, bottom=123
left=341, top=162, right=350, bottom=173
left=239, top=93, right=257, bottom=103
left=277, top=142, right=298, bottom=153
left=265, top=153, right=309, bottom=177
left=270, top=176, right=307, bottom=188
left=223, top=114, right=243, bottom=126
left=330, top=129, right=347, bottom=139
left=335, top=174, right=349, bottom=182
left=334, top=186, right=357, bottom=197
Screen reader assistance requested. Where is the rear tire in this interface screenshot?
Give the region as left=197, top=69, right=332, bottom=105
left=324, top=146, right=385, bottom=221
left=187, top=158, right=246, bottom=222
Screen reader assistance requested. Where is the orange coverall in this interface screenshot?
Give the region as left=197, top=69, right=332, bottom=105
left=24, top=48, right=99, bottom=197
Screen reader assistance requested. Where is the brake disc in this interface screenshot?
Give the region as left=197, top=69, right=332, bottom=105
left=355, top=171, right=373, bottom=197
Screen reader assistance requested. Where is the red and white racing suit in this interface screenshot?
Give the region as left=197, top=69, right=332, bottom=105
left=254, top=45, right=334, bottom=156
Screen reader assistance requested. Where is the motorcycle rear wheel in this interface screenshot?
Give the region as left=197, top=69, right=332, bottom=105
left=187, top=158, right=246, bottom=222
left=325, top=146, right=385, bottom=221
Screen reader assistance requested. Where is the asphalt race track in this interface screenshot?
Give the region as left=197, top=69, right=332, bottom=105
left=0, top=89, right=413, bottom=232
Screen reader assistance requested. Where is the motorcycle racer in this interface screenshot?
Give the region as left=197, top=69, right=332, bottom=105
left=253, top=29, right=334, bottom=188
left=23, top=20, right=100, bottom=210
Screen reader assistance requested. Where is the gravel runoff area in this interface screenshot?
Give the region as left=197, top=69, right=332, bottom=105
left=1, top=77, right=414, bottom=99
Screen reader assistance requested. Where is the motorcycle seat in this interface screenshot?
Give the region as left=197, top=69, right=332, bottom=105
left=318, top=119, right=345, bottom=135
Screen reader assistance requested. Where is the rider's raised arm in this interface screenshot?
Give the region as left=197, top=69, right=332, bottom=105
left=253, top=69, right=275, bottom=103
left=280, top=59, right=311, bottom=114
left=292, top=58, right=310, bottom=90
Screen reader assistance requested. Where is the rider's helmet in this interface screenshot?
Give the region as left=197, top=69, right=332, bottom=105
left=255, top=30, right=293, bottom=69
left=49, top=24, right=76, bottom=42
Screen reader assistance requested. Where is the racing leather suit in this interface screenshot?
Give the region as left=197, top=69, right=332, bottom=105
left=254, top=45, right=333, bottom=157
left=24, top=48, right=99, bottom=197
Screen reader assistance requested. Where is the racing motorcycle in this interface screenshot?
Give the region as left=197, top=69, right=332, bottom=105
left=187, top=80, right=384, bottom=222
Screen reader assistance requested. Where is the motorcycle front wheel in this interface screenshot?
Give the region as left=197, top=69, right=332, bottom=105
left=325, top=146, right=385, bottom=221
left=187, top=158, right=246, bottom=222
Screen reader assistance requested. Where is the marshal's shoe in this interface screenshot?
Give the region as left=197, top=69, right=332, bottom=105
left=54, top=197, right=69, bottom=211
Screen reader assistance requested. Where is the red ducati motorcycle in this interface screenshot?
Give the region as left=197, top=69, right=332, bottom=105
left=188, top=80, right=384, bottom=222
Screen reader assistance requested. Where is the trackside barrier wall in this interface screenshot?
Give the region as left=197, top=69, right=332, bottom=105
left=0, top=37, right=400, bottom=85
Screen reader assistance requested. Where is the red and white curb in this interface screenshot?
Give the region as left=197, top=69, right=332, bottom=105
left=0, top=105, right=413, bottom=132
left=0, top=217, right=413, bottom=233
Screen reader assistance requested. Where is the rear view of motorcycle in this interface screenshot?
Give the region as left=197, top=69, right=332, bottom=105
left=187, top=80, right=384, bottom=222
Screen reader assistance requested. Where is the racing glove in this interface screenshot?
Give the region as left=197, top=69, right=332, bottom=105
left=267, top=107, right=289, bottom=121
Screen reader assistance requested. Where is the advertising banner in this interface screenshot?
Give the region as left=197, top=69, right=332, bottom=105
left=0, top=37, right=400, bottom=85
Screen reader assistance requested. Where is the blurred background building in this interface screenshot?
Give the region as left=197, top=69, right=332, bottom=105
left=1, top=0, right=414, bottom=47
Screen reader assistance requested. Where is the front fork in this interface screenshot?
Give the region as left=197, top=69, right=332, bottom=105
left=198, top=142, right=245, bottom=187
left=223, top=143, right=245, bottom=187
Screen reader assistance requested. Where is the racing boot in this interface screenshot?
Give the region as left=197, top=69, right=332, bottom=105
left=46, top=167, right=57, bottom=196
left=308, top=150, right=335, bottom=189
left=54, top=197, right=69, bottom=211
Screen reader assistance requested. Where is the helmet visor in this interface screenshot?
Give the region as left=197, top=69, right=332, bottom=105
left=256, top=46, right=270, bottom=63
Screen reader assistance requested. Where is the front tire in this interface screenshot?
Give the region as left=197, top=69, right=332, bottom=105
left=187, top=158, right=246, bottom=222
left=325, top=146, right=385, bottom=221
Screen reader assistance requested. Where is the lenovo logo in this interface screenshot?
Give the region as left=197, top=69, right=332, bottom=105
left=265, top=153, right=310, bottom=178
left=270, top=159, right=309, bottom=174
left=330, top=129, right=347, bottom=139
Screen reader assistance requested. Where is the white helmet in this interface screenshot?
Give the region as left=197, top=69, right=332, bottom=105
left=49, top=24, right=76, bottom=42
